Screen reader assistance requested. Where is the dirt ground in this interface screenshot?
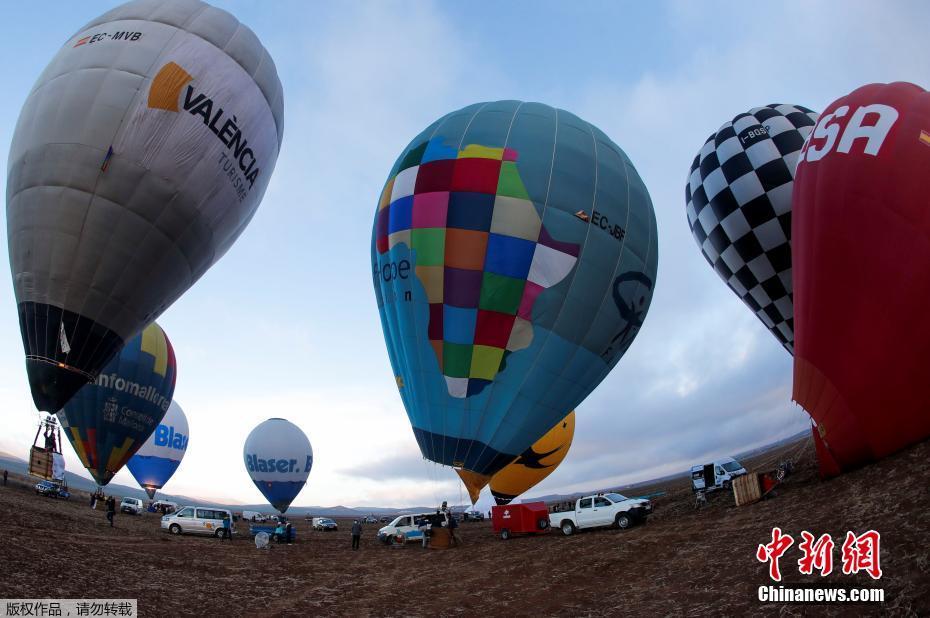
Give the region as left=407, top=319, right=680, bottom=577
left=1, top=435, right=928, bottom=617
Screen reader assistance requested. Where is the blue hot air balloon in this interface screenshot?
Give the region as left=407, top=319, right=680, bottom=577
left=57, top=322, right=177, bottom=486
left=243, top=419, right=313, bottom=513
left=371, top=101, right=658, bottom=499
left=127, top=400, right=189, bottom=499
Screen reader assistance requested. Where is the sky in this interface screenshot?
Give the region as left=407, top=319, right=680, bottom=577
left=0, top=0, right=927, bottom=511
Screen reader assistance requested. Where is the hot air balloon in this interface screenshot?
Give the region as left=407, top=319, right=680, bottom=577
left=792, top=81, right=930, bottom=473
left=7, top=0, right=283, bottom=412
left=243, top=419, right=312, bottom=513
left=490, top=410, right=575, bottom=505
left=686, top=104, right=819, bottom=353
left=372, top=101, right=658, bottom=501
left=57, top=322, right=177, bottom=486
left=126, top=400, right=189, bottom=499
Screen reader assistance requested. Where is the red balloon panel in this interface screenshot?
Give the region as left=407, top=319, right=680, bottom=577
left=793, top=81, right=930, bottom=472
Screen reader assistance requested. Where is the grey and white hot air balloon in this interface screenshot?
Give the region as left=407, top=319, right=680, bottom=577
left=6, top=0, right=283, bottom=411
left=685, top=104, right=817, bottom=354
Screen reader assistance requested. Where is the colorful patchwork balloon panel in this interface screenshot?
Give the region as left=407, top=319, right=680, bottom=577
left=376, top=141, right=580, bottom=398
left=372, top=101, right=658, bottom=476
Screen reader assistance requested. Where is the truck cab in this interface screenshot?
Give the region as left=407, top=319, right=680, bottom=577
left=550, top=493, right=652, bottom=536
left=691, top=457, right=747, bottom=492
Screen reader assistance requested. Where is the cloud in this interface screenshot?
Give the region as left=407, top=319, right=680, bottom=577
left=338, top=452, right=429, bottom=482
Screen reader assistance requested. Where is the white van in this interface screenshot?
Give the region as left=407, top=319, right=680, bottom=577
left=120, top=497, right=144, bottom=515
left=242, top=510, right=267, bottom=522
left=161, top=506, right=236, bottom=537
left=691, top=457, right=747, bottom=492
left=377, top=513, right=432, bottom=544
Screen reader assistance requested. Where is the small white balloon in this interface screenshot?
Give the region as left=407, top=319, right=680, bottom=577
left=243, top=418, right=313, bottom=513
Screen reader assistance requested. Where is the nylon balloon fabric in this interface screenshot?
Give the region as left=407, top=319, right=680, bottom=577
left=372, top=101, right=658, bottom=477
left=57, top=322, right=177, bottom=486
left=686, top=104, right=818, bottom=353
left=6, top=0, right=283, bottom=412
left=126, top=400, right=189, bottom=498
left=490, top=410, right=575, bottom=505
left=243, top=418, right=313, bottom=513
left=792, top=81, right=930, bottom=473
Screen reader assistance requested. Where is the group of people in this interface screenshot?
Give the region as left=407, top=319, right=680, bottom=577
left=272, top=519, right=293, bottom=544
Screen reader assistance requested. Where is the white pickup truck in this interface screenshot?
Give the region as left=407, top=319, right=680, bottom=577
left=549, top=493, right=653, bottom=536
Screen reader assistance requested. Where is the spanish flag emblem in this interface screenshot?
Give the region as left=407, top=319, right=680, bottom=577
left=920, top=130, right=930, bottom=147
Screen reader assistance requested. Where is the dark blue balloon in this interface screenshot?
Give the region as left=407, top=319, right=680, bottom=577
left=58, top=323, right=177, bottom=486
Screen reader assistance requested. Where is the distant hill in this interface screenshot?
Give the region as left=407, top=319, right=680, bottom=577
left=0, top=452, right=205, bottom=505
left=520, top=429, right=811, bottom=505
left=733, top=429, right=810, bottom=461
left=0, top=451, right=449, bottom=517
left=1, top=429, right=811, bottom=516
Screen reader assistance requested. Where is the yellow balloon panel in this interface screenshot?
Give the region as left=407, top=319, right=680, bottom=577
left=489, top=411, right=575, bottom=505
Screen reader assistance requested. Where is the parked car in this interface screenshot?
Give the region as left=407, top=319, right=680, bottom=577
left=150, top=500, right=178, bottom=514
left=363, top=515, right=379, bottom=524
left=492, top=502, right=549, bottom=540
left=463, top=510, right=485, bottom=522
left=161, top=506, right=236, bottom=537
left=550, top=493, right=652, bottom=536
left=34, top=480, right=70, bottom=499
left=312, top=517, right=339, bottom=531
left=377, top=513, right=432, bottom=544
left=243, top=510, right=268, bottom=522
left=120, top=497, right=144, bottom=515
left=691, top=457, right=747, bottom=492
left=379, top=516, right=391, bottom=523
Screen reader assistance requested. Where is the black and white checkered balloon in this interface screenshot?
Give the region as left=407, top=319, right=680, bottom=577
left=685, top=104, right=818, bottom=354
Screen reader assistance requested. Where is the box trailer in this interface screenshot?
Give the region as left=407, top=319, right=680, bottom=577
left=492, top=501, right=550, bottom=540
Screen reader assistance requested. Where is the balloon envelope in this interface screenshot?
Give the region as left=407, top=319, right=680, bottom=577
left=58, top=322, right=177, bottom=486
left=372, top=101, right=657, bottom=478
left=792, top=81, right=930, bottom=472
left=243, top=418, right=312, bottom=513
left=490, top=410, right=575, bottom=505
left=686, top=104, right=818, bottom=353
left=7, top=0, right=283, bottom=412
left=127, top=400, right=189, bottom=498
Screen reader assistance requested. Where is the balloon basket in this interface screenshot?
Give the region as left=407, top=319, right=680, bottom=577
left=429, top=527, right=453, bottom=550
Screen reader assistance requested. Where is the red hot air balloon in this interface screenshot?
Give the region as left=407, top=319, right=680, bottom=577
left=792, top=81, right=930, bottom=473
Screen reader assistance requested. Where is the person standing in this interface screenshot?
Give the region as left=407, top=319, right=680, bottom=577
left=418, top=518, right=429, bottom=549
left=222, top=514, right=232, bottom=541
left=90, top=492, right=96, bottom=509
left=448, top=512, right=459, bottom=547
left=105, top=496, right=115, bottom=527
left=2, top=469, right=7, bottom=486
left=351, top=519, right=362, bottom=550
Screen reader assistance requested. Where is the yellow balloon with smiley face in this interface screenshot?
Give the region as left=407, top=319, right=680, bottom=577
left=490, top=410, right=575, bottom=505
